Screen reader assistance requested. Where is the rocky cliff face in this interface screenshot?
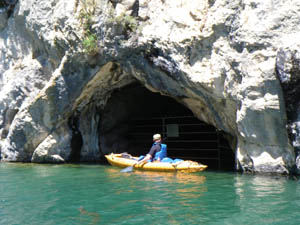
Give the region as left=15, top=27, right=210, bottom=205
left=276, top=43, right=300, bottom=172
left=0, top=0, right=299, bottom=173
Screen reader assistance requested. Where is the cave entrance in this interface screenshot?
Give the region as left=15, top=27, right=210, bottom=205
left=100, top=83, right=235, bottom=170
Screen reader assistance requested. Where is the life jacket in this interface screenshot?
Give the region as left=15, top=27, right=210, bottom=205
left=153, top=143, right=167, bottom=160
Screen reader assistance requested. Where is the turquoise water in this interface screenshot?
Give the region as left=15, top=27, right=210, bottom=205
left=0, top=163, right=300, bottom=225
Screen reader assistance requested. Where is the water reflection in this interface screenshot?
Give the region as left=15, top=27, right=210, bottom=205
left=229, top=174, right=300, bottom=225
left=133, top=171, right=208, bottom=209
left=235, top=175, right=288, bottom=198
left=131, top=170, right=206, bottom=185
left=104, top=168, right=209, bottom=214
left=4, top=164, right=300, bottom=225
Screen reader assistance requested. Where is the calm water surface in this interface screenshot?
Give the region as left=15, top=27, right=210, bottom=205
left=0, top=163, right=299, bottom=225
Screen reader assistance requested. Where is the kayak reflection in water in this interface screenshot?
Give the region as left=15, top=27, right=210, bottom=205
left=79, top=206, right=100, bottom=224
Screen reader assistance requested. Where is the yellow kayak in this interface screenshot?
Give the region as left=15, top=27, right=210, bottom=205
left=105, top=153, right=208, bottom=172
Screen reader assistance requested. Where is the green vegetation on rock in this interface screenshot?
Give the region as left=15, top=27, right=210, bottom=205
left=82, top=33, right=98, bottom=54
left=114, top=13, right=138, bottom=33
left=78, top=0, right=99, bottom=55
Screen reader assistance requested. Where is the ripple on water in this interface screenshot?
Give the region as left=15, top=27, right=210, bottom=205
left=1, top=164, right=300, bottom=225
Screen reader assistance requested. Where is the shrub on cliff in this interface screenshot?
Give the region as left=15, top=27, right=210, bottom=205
left=82, top=33, right=98, bottom=55
left=78, top=0, right=99, bottom=55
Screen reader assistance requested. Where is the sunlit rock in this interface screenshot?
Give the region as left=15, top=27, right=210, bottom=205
left=0, top=0, right=299, bottom=173
left=276, top=40, right=300, bottom=174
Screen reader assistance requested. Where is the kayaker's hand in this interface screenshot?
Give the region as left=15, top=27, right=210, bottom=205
left=136, top=161, right=146, bottom=167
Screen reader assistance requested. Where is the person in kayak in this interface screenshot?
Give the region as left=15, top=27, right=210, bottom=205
left=137, top=133, right=167, bottom=164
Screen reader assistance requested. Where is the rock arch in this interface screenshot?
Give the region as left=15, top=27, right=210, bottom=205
left=0, top=59, right=295, bottom=173
left=0, top=0, right=298, bottom=174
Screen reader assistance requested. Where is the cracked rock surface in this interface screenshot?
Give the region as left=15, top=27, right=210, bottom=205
left=0, top=0, right=299, bottom=174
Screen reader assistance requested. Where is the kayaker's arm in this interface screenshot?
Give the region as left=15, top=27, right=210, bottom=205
left=137, top=154, right=152, bottom=164
left=137, top=133, right=163, bottom=165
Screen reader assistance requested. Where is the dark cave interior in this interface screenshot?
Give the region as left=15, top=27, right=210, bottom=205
left=99, top=83, right=235, bottom=170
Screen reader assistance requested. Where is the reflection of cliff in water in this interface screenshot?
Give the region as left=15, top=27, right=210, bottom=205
left=234, top=175, right=288, bottom=198
left=225, top=175, right=298, bottom=224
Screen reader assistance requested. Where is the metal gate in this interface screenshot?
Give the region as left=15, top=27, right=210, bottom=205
left=127, top=116, right=234, bottom=170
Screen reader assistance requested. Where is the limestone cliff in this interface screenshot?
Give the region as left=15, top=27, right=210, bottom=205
left=0, top=0, right=299, bottom=173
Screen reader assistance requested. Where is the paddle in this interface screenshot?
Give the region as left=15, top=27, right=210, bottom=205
left=120, top=162, right=138, bottom=173
left=120, top=157, right=147, bottom=173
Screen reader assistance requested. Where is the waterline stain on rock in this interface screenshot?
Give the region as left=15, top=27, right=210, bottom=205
left=0, top=0, right=298, bottom=174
